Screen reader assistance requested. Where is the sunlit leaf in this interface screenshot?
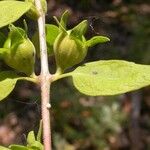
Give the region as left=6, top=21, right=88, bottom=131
left=70, top=20, right=88, bottom=39
left=0, top=146, right=10, bottom=150
left=9, top=145, right=29, bottom=150
left=26, top=130, right=43, bottom=150
left=27, top=131, right=36, bottom=145
left=0, top=71, right=20, bottom=101
left=29, top=141, right=43, bottom=150
left=8, top=24, right=26, bottom=48
left=86, top=36, right=110, bottom=48
left=46, top=24, right=59, bottom=55
left=0, top=1, right=32, bottom=28
left=65, top=60, right=150, bottom=96
left=32, top=24, right=59, bottom=56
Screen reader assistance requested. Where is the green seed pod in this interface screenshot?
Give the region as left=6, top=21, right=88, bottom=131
left=54, top=11, right=110, bottom=74
left=53, top=16, right=88, bottom=74
left=4, top=38, right=35, bottom=76
left=54, top=31, right=87, bottom=74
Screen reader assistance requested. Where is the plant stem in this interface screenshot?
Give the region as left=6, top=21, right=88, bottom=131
left=35, top=0, right=52, bottom=150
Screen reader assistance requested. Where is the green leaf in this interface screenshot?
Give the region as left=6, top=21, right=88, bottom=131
left=46, top=24, right=59, bottom=45
left=28, top=141, right=43, bottom=150
left=67, top=60, right=150, bottom=96
left=9, top=145, right=29, bottom=150
left=26, top=130, right=43, bottom=149
left=0, top=71, right=20, bottom=101
left=37, top=120, right=42, bottom=142
left=32, top=24, right=59, bottom=56
left=86, top=36, right=110, bottom=48
left=46, top=24, right=59, bottom=55
left=8, top=24, right=26, bottom=48
left=0, top=1, right=32, bottom=28
left=27, top=131, right=36, bottom=145
left=70, top=20, right=88, bottom=39
left=53, top=16, right=66, bottom=33
left=0, top=146, right=10, bottom=150
left=60, top=10, right=70, bottom=29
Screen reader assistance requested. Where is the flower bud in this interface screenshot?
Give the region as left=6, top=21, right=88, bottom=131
left=54, top=31, right=87, bottom=74
left=4, top=38, right=35, bottom=76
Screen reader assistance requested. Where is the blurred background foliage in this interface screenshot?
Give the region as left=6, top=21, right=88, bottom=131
left=0, top=0, right=150, bottom=150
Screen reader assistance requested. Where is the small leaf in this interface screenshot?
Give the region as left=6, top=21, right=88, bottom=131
left=60, top=10, right=70, bottom=29
left=53, top=16, right=66, bottom=33
left=28, top=141, right=43, bottom=150
left=0, top=1, right=32, bottom=28
left=0, top=71, right=20, bottom=101
left=46, top=24, right=59, bottom=45
left=9, top=24, right=26, bottom=38
left=9, top=145, right=29, bottom=150
left=86, top=36, right=110, bottom=48
left=8, top=24, right=26, bottom=48
left=70, top=20, right=88, bottom=39
left=37, top=120, right=42, bottom=142
left=32, top=24, right=59, bottom=56
left=27, top=131, right=36, bottom=145
left=68, top=60, right=150, bottom=96
left=0, top=146, right=10, bottom=150
left=46, top=24, right=59, bottom=55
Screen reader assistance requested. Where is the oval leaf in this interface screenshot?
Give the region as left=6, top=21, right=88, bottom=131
left=0, top=1, right=32, bottom=28
left=69, top=60, right=150, bottom=96
left=46, top=24, right=59, bottom=45
left=46, top=24, right=59, bottom=55
left=0, top=71, right=20, bottom=101
left=86, top=36, right=110, bottom=48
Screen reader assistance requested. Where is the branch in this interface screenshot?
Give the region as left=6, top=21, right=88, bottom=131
left=34, top=0, right=52, bottom=150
